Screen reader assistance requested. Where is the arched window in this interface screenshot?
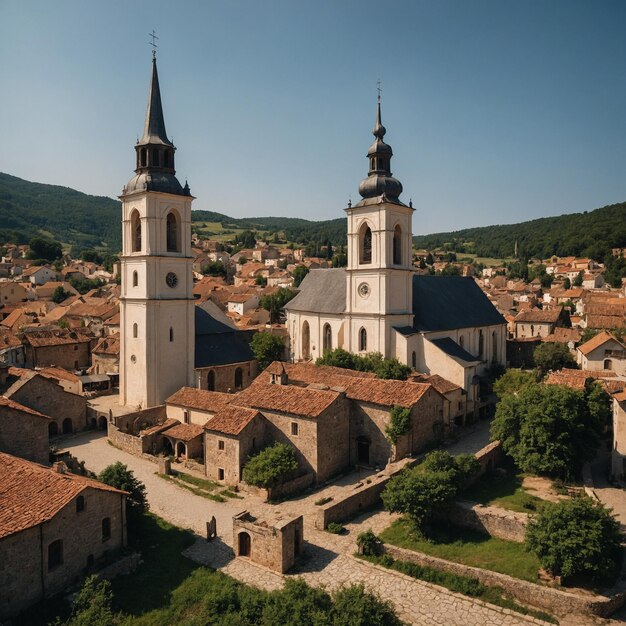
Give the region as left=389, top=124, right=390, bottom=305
left=131, top=210, right=141, bottom=253
left=48, top=540, right=63, bottom=570
left=166, top=212, right=180, bottom=252
left=102, top=517, right=111, bottom=541
left=359, top=223, right=372, bottom=264
left=412, top=351, right=417, bottom=370
left=359, top=327, right=367, bottom=352
left=133, top=323, right=138, bottom=338
left=152, top=148, right=159, bottom=167
left=234, top=367, right=243, bottom=389
left=478, top=330, right=484, bottom=359
left=302, top=321, right=310, bottom=360
left=459, top=335, right=464, bottom=349
left=393, top=225, right=402, bottom=265
left=207, top=370, right=215, bottom=391
left=492, top=331, right=497, bottom=362
left=604, top=359, right=613, bottom=371
left=140, top=148, right=147, bottom=167
left=132, top=271, right=138, bottom=287
left=323, top=323, right=332, bottom=353
left=530, top=324, right=535, bottom=336
left=169, top=327, right=174, bottom=342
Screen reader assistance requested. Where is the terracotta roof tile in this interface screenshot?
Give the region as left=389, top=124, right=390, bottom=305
left=0, top=452, right=125, bottom=539
left=515, top=307, right=563, bottom=323
left=162, top=421, right=204, bottom=441
left=411, top=373, right=461, bottom=394
left=38, top=366, right=81, bottom=383
left=140, top=417, right=177, bottom=436
left=545, top=368, right=620, bottom=391
left=204, top=405, right=261, bottom=435
left=0, top=396, right=50, bottom=419
left=344, top=378, right=433, bottom=408
left=165, top=387, right=232, bottom=413
left=578, top=331, right=625, bottom=356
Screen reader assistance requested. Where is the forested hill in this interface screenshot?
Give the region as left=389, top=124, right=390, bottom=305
left=413, top=202, right=626, bottom=262
left=0, top=172, right=122, bottom=251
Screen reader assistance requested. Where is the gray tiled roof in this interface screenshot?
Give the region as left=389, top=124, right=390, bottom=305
left=284, top=269, right=346, bottom=314
left=430, top=337, right=481, bottom=365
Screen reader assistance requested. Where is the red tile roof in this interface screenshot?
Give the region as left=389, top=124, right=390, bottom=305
left=578, top=331, right=625, bottom=356
left=515, top=307, right=563, bottom=324
left=0, top=396, right=49, bottom=419
left=204, top=405, right=261, bottom=435
left=162, top=422, right=205, bottom=441
left=0, top=452, right=125, bottom=539
left=165, top=387, right=232, bottom=413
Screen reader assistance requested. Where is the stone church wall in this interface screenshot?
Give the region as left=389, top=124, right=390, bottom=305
left=25, top=341, right=91, bottom=370
left=196, top=360, right=257, bottom=393
left=0, top=407, right=49, bottom=465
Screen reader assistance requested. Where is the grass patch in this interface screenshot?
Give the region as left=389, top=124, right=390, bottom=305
left=357, top=553, right=557, bottom=623
left=315, top=496, right=333, bottom=506
left=462, top=470, right=546, bottom=513
left=174, top=471, right=220, bottom=491
left=157, top=472, right=226, bottom=502
left=381, top=518, right=541, bottom=582
left=220, top=488, right=243, bottom=499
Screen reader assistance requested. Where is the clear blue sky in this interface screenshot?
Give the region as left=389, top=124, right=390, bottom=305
left=1, top=0, right=625, bottom=235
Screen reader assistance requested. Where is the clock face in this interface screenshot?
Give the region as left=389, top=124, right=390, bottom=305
left=358, top=282, right=370, bottom=298
left=165, top=272, right=178, bottom=288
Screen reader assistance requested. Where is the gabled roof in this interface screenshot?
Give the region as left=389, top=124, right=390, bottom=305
left=284, top=269, right=347, bottom=314
left=162, top=421, right=204, bottom=442
left=0, top=452, right=125, bottom=539
left=430, top=337, right=481, bottom=365
left=412, top=276, right=505, bottom=332
left=204, top=406, right=261, bottom=436
left=0, top=396, right=49, bottom=419
left=166, top=387, right=232, bottom=413
left=514, top=307, right=563, bottom=324
left=344, top=378, right=433, bottom=408
left=578, top=330, right=626, bottom=356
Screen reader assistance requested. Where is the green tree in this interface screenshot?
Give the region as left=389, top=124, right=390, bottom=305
left=526, top=497, right=622, bottom=583
left=573, top=271, right=584, bottom=287
left=259, top=288, right=297, bottom=323
left=292, top=265, right=310, bottom=288
left=28, top=237, right=63, bottom=261
left=70, top=277, right=103, bottom=295
left=235, top=230, right=257, bottom=249
left=52, top=285, right=69, bottom=304
left=316, top=349, right=411, bottom=380
left=490, top=383, right=601, bottom=479
left=533, top=342, right=577, bottom=376
left=440, top=264, right=461, bottom=276
left=316, top=348, right=357, bottom=370
left=201, top=261, right=227, bottom=278
left=255, top=275, right=268, bottom=287
left=585, top=380, right=612, bottom=430
left=493, top=369, right=537, bottom=398
left=80, top=249, right=103, bottom=264
left=374, top=358, right=411, bottom=380
left=563, top=277, right=571, bottom=289
left=243, top=442, right=298, bottom=488
left=98, top=462, right=147, bottom=511
left=60, top=575, right=116, bottom=626
left=251, top=332, right=285, bottom=370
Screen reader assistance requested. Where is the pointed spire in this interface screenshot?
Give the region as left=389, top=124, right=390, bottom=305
left=373, top=97, right=386, bottom=139
left=141, top=56, right=172, bottom=146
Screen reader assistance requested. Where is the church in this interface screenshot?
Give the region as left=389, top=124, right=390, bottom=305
left=285, top=99, right=507, bottom=419
left=118, top=54, right=254, bottom=409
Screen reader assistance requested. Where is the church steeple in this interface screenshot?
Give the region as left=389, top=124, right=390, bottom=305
left=357, top=95, right=404, bottom=205
left=122, top=54, right=190, bottom=197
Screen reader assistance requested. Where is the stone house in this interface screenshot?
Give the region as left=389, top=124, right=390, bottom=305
left=227, top=293, right=259, bottom=316
left=0, top=281, right=28, bottom=305
left=577, top=331, right=626, bottom=376
left=0, top=330, right=25, bottom=366
left=0, top=453, right=127, bottom=620
left=91, top=333, right=120, bottom=377
left=5, top=372, right=87, bottom=435
left=0, top=396, right=50, bottom=465
left=612, top=391, right=626, bottom=481
left=22, top=265, right=57, bottom=286
left=513, top=307, right=568, bottom=339
left=22, top=330, right=92, bottom=370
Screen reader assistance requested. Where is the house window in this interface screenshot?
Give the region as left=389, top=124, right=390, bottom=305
left=359, top=223, right=372, bottom=264
left=76, top=495, right=85, bottom=513
left=459, top=335, right=464, bottom=349
left=133, top=323, right=138, bottom=338
left=102, top=517, right=111, bottom=542
left=604, top=359, right=613, bottom=371
left=291, top=422, right=299, bottom=436
left=183, top=410, right=190, bottom=424
left=48, top=540, right=63, bottom=570
left=478, top=330, right=484, bottom=359
left=169, top=327, right=174, bottom=342
left=393, top=225, right=402, bottom=265
left=359, top=327, right=367, bottom=352
left=302, top=321, right=311, bottom=360
left=411, top=351, right=416, bottom=370
left=492, top=331, right=497, bottom=362
left=207, top=370, right=215, bottom=391
left=132, top=271, right=138, bottom=287
left=218, top=440, right=225, bottom=450
left=218, top=468, right=225, bottom=481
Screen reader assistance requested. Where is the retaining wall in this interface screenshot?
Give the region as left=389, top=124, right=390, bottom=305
left=383, top=543, right=626, bottom=618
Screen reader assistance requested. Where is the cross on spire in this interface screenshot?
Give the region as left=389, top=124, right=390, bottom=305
left=148, top=30, right=159, bottom=59
left=377, top=79, right=382, bottom=103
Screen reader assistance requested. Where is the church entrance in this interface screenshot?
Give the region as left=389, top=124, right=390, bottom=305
left=356, top=437, right=370, bottom=465
left=238, top=531, right=251, bottom=557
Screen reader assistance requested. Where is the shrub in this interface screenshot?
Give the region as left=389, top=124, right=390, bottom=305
left=526, top=496, right=622, bottom=583
left=316, top=349, right=411, bottom=380
left=385, top=406, right=411, bottom=444
left=356, top=529, right=380, bottom=556
left=493, top=369, right=537, bottom=398
left=533, top=342, right=577, bottom=376
left=331, top=583, right=402, bottom=626
left=314, top=496, right=333, bottom=506
left=326, top=522, right=345, bottom=534
left=250, top=332, right=285, bottom=370
left=242, top=442, right=298, bottom=488
left=60, top=575, right=116, bottom=625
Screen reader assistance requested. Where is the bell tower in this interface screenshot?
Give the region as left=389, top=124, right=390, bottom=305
left=344, top=95, right=415, bottom=356
left=119, top=52, right=195, bottom=408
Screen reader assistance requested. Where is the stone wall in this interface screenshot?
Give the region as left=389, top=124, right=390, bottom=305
left=472, top=440, right=504, bottom=481
left=107, top=422, right=145, bottom=456
left=0, top=405, right=50, bottom=465
left=383, top=543, right=626, bottom=618
left=441, top=500, right=528, bottom=543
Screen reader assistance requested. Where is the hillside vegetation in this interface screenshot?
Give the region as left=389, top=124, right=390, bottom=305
left=413, top=202, right=626, bottom=262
